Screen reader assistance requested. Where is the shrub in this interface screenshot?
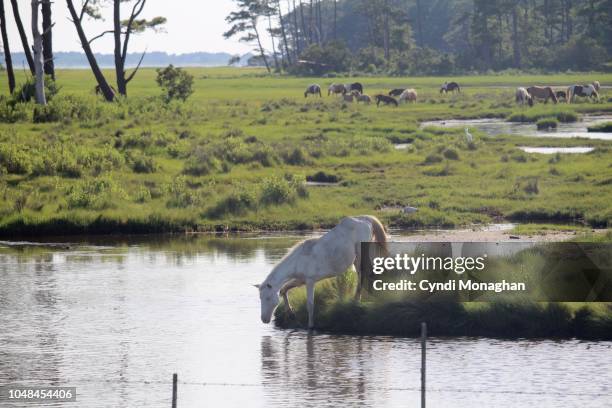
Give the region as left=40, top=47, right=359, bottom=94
left=306, top=171, right=341, bottom=183
left=442, top=148, right=460, bottom=160
left=156, top=65, right=194, bottom=102
left=536, top=118, right=559, bottom=130
left=423, top=154, right=443, bottom=165
left=0, top=144, right=32, bottom=174
left=165, top=176, right=198, bottom=208
left=127, top=151, right=158, bottom=173
left=283, top=147, right=309, bottom=165
left=183, top=147, right=221, bottom=176
left=67, top=176, right=126, bottom=209
left=207, top=186, right=257, bottom=217
left=12, top=76, right=60, bottom=103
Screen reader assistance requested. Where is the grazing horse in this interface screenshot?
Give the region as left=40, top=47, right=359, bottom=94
left=592, top=81, right=601, bottom=92
left=440, top=81, right=461, bottom=94
left=304, top=84, right=322, bottom=98
left=257, top=215, right=387, bottom=329
left=328, top=83, right=346, bottom=96
left=399, top=89, right=418, bottom=103
left=356, top=94, right=372, bottom=104
left=375, top=94, right=398, bottom=107
left=389, top=88, right=405, bottom=97
left=555, top=90, right=567, bottom=102
left=350, top=82, right=364, bottom=95
left=343, top=93, right=355, bottom=103
left=515, top=87, right=533, bottom=106
left=567, top=84, right=599, bottom=103
left=526, top=86, right=558, bottom=104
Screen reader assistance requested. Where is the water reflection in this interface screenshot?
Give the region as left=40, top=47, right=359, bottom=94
left=0, top=234, right=611, bottom=407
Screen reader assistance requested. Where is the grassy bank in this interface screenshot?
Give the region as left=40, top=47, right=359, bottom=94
left=273, top=261, right=612, bottom=340
left=1, top=68, right=612, bottom=236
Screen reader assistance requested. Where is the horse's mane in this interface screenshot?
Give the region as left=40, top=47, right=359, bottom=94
left=264, top=237, right=319, bottom=284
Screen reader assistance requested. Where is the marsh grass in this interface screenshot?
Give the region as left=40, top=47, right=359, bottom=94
left=0, top=68, right=611, bottom=235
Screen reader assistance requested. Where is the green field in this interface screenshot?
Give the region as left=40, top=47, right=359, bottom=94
left=1, top=68, right=611, bottom=235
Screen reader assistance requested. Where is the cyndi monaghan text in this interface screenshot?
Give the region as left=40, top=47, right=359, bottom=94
left=373, top=279, right=526, bottom=293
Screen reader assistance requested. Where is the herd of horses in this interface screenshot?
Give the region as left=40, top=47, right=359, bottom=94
left=515, top=81, right=601, bottom=106
left=304, top=81, right=461, bottom=107
left=305, top=80, right=602, bottom=108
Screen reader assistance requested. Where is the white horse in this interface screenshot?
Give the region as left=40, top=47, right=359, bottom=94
left=515, top=87, right=533, bottom=106
left=256, top=215, right=387, bottom=329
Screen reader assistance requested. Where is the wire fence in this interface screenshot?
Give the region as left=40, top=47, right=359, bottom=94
left=52, top=377, right=608, bottom=398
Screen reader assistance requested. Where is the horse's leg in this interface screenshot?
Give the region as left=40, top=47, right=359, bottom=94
left=352, top=261, right=361, bottom=301
left=280, top=279, right=299, bottom=316
left=306, top=279, right=315, bottom=329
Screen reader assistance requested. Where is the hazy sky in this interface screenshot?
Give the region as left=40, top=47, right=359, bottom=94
left=3, top=0, right=270, bottom=55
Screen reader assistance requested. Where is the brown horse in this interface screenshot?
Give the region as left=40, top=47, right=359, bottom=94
left=399, top=89, right=418, bottom=103
left=375, top=94, right=398, bottom=107
left=526, top=86, right=558, bottom=104
left=328, top=83, right=346, bottom=96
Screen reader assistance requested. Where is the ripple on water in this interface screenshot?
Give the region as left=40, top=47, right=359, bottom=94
left=1, top=236, right=611, bottom=408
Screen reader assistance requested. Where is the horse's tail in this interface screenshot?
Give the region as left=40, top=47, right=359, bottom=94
left=362, top=215, right=388, bottom=254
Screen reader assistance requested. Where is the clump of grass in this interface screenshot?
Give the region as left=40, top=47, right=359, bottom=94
left=442, top=148, right=460, bottom=160
left=306, top=171, right=341, bottom=183
left=587, top=122, right=612, bottom=132
left=275, top=295, right=612, bottom=339
left=66, top=176, right=126, bottom=210
left=536, top=117, right=559, bottom=130
left=260, top=175, right=308, bottom=205
left=422, top=153, right=443, bottom=165
left=536, top=118, right=559, bottom=130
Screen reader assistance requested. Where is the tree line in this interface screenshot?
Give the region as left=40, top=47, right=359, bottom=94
left=225, top=0, right=612, bottom=75
left=0, top=0, right=165, bottom=104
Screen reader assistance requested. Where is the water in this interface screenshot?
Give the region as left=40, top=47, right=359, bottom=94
left=1, top=235, right=610, bottom=408
left=519, top=146, right=595, bottom=154
left=421, top=115, right=612, bottom=140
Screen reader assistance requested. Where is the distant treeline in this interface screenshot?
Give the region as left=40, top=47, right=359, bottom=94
left=0, top=51, right=252, bottom=69
left=227, top=0, right=612, bottom=76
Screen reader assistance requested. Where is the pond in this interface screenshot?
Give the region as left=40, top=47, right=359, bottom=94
left=1, top=234, right=610, bottom=408
left=421, top=115, right=612, bottom=140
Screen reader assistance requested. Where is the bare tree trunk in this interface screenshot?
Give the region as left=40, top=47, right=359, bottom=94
left=290, top=0, right=300, bottom=57
left=333, top=0, right=337, bottom=40
left=308, top=0, right=314, bottom=44
left=10, top=0, right=34, bottom=74
left=31, top=0, right=46, bottom=104
left=0, top=0, right=15, bottom=93
left=113, top=0, right=126, bottom=95
left=66, top=0, right=115, bottom=101
left=316, top=0, right=322, bottom=43
left=253, top=20, right=271, bottom=72
left=415, top=0, right=424, bottom=47
left=268, top=15, right=280, bottom=71
left=512, top=5, right=521, bottom=67
left=41, top=0, right=53, bottom=79
left=383, top=0, right=390, bottom=61
left=277, top=1, right=292, bottom=65
left=299, top=0, right=308, bottom=46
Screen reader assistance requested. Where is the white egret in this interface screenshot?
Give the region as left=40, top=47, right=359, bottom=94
left=465, top=127, right=473, bottom=143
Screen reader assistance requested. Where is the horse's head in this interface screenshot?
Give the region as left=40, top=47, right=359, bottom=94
left=256, top=282, right=279, bottom=324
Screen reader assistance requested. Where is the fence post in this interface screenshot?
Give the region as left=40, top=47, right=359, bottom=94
left=421, top=322, right=427, bottom=408
left=172, top=373, right=177, bottom=408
